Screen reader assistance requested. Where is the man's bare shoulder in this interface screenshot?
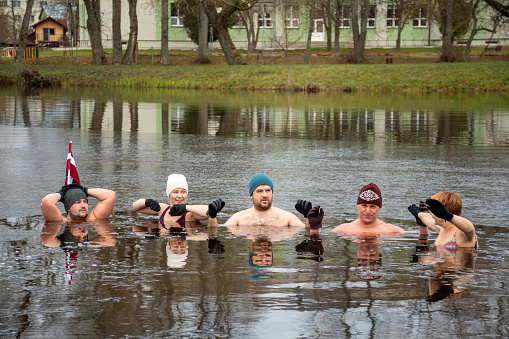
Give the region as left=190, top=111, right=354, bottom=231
left=224, top=208, right=252, bottom=225
left=382, top=223, right=405, bottom=233
left=332, top=222, right=357, bottom=233
left=332, top=220, right=405, bottom=235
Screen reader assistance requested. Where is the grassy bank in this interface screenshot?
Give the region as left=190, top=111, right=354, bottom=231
left=1, top=48, right=508, bottom=92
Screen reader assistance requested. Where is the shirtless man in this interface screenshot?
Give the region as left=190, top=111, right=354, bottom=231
left=40, top=184, right=117, bottom=248
left=332, top=182, right=404, bottom=236
left=41, top=183, right=116, bottom=222
left=225, top=173, right=323, bottom=227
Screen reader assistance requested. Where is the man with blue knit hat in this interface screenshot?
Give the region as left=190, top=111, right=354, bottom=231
left=225, top=173, right=323, bottom=227
left=41, top=183, right=116, bottom=222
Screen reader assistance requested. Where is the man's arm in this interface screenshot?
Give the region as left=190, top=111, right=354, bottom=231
left=288, top=212, right=305, bottom=226
left=40, top=223, right=63, bottom=247
left=88, top=188, right=116, bottom=221
left=41, top=193, right=64, bottom=221
left=224, top=212, right=241, bottom=226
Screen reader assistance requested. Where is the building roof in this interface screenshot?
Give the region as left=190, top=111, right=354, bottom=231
left=39, top=5, right=68, bottom=20
left=31, top=16, right=68, bottom=30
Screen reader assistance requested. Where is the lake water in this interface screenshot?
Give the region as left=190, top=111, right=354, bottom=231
left=1, top=86, right=509, bottom=337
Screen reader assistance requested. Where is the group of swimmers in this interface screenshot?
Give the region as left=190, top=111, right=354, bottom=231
left=40, top=172, right=479, bottom=251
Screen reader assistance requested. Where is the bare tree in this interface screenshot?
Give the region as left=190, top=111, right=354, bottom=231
left=351, top=0, right=370, bottom=62
left=14, top=0, right=35, bottom=64
left=440, top=0, right=454, bottom=61
left=112, top=0, right=123, bottom=64
left=483, top=0, right=509, bottom=17
left=0, top=7, right=13, bottom=44
left=238, top=8, right=260, bottom=63
left=463, top=0, right=498, bottom=61
left=83, top=0, right=107, bottom=64
left=318, top=0, right=334, bottom=51
left=9, top=0, right=16, bottom=42
left=304, top=0, right=316, bottom=64
left=196, top=1, right=210, bottom=63
left=161, top=0, right=171, bottom=64
left=199, top=0, right=260, bottom=65
left=123, top=0, right=138, bottom=64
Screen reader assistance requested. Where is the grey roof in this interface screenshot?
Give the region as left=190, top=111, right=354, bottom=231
left=42, top=5, right=67, bottom=19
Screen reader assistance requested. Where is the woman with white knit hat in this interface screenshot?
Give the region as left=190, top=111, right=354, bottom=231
left=132, top=173, right=225, bottom=228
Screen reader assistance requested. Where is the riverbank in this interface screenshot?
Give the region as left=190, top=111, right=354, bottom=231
left=1, top=48, right=508, bottom=92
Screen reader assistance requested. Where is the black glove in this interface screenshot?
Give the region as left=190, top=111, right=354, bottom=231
left=58, top=183, right=86, bottom=201
left=408, top=203, right=425, bottom=227
left=169, top=204, right=187, bottom=216
left=426, top=198, right=454, bottom=222
left=295, top=199, right=312, bottom=218
left=308, top=205, right=324, bottom=229
left=207, top=198, right=225, bottom=218
left=208, top=237, right=225, bottom=256
left=145, top=199, right=161, bottom=212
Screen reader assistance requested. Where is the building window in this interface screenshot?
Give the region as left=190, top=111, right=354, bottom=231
left=413, top=6, right=427, bottom=27
left=368, top=5, right=376, bottom=28
left=39, top=1, right=47, bottom=7
left=338, top=5, right=350, bottom=28
left=170, top=3, right=183, bottom=27
left=13, top=0, right=21, bottom=7
left=285, top=5, right=299, bottom=28
left=30, top=15, right=34, bottom=22
left=258, top=4, right=272, bottom=28
left=14, top=14, right=21, bottom=23
left=387, top=5, right=399, bottom=28
left=0, top=1, right=7, bottom=7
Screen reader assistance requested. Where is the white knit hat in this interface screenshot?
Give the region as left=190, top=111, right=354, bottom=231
left=166, top=241, right=188, bottom=268
left=166, top=174, right=188, bottom=198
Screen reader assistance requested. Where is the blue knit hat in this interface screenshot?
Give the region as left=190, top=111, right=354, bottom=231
left=249, top=173, right=273, bottom=196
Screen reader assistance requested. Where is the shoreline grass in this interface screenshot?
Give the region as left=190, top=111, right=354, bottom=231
left=1, top=59, right=508, bottom=92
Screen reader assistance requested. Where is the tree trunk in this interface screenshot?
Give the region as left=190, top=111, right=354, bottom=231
left=83, top=0, right=106, bottom=64
left=123, top=0, right=138, bottom=65
left=351, top=0, right=369, bottom=63
left=10, top=1, right=16, bottom=42
left=334, top=1, right=341, bottom=52
left=304, top=0, right=315, bottom=65
left=196, top=2, right=210, bottom=64
left=201, top=2, right=245, bottom=65
left=14, top=0, right=35, bottom=64
left=161, top=0, right=170, bottom=64
left=322, top=3, right=333, bottom=51
left=112, top=0, right=122, bottom=65
left=440, top=0, right=454, bottom=62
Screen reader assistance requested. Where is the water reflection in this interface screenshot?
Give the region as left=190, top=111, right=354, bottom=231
left=412, top=242, right=476, bottom=302
left=356, top=237, right=383, bottom=281
left=40, top=221, right=117, bottom=290
left=1, top=87, right=509, bottom=337
left=1, top=87, right=509, bottom=145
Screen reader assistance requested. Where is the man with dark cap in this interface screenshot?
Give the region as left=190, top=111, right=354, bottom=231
left=333, top=183, right=404, bottom=236
left=41, top=184, right=116, bottom=222
left=225, top=173, right=323, bottom=227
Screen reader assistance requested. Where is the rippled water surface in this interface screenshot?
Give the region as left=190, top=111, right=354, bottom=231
left=1, top=87, right=509, bottom=337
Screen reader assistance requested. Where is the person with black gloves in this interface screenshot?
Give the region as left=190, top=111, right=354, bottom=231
left=132, top=173, right=225, bottom=227
left=332, top=183, right=405, bottom=236
left=41, top=183, right=116, bottom=222
left=225, top=173, right=318, bottom=227
left=407, top=191, right=478, bottom=249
